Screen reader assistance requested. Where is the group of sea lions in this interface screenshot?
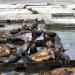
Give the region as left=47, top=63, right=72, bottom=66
left=0, top=20, right=70, bottom=63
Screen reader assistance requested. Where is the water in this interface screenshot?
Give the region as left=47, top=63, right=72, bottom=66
left=0, top=23, right=22, bottom=30
left=50, top=30, right=75, bottom=60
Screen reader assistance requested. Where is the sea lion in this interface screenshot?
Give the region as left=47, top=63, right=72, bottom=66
left=32, top=49, right=55, bottom=62
left=0, top=44, right=10, bottom=54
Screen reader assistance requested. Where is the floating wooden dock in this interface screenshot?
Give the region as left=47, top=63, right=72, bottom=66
left=0, top=60, right=75, bottom=67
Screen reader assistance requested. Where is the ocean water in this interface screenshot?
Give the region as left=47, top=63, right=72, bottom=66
left=51, top=30, right=75, bottom=60
left=0, top=23, right=22, bottom=30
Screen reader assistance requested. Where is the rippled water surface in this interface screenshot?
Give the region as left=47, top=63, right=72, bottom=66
left=50, top=30, right=75, bottom=60
left=0, top=23, right=75, bottom=60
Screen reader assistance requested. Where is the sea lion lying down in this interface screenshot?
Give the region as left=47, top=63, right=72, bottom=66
left=0, top=45, right=10, bottom=61
left=31, top=49, right=55, bottom=62
left=0, top=44, right=16, bottom=57
left=0, top=44, right=10, bottom=55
